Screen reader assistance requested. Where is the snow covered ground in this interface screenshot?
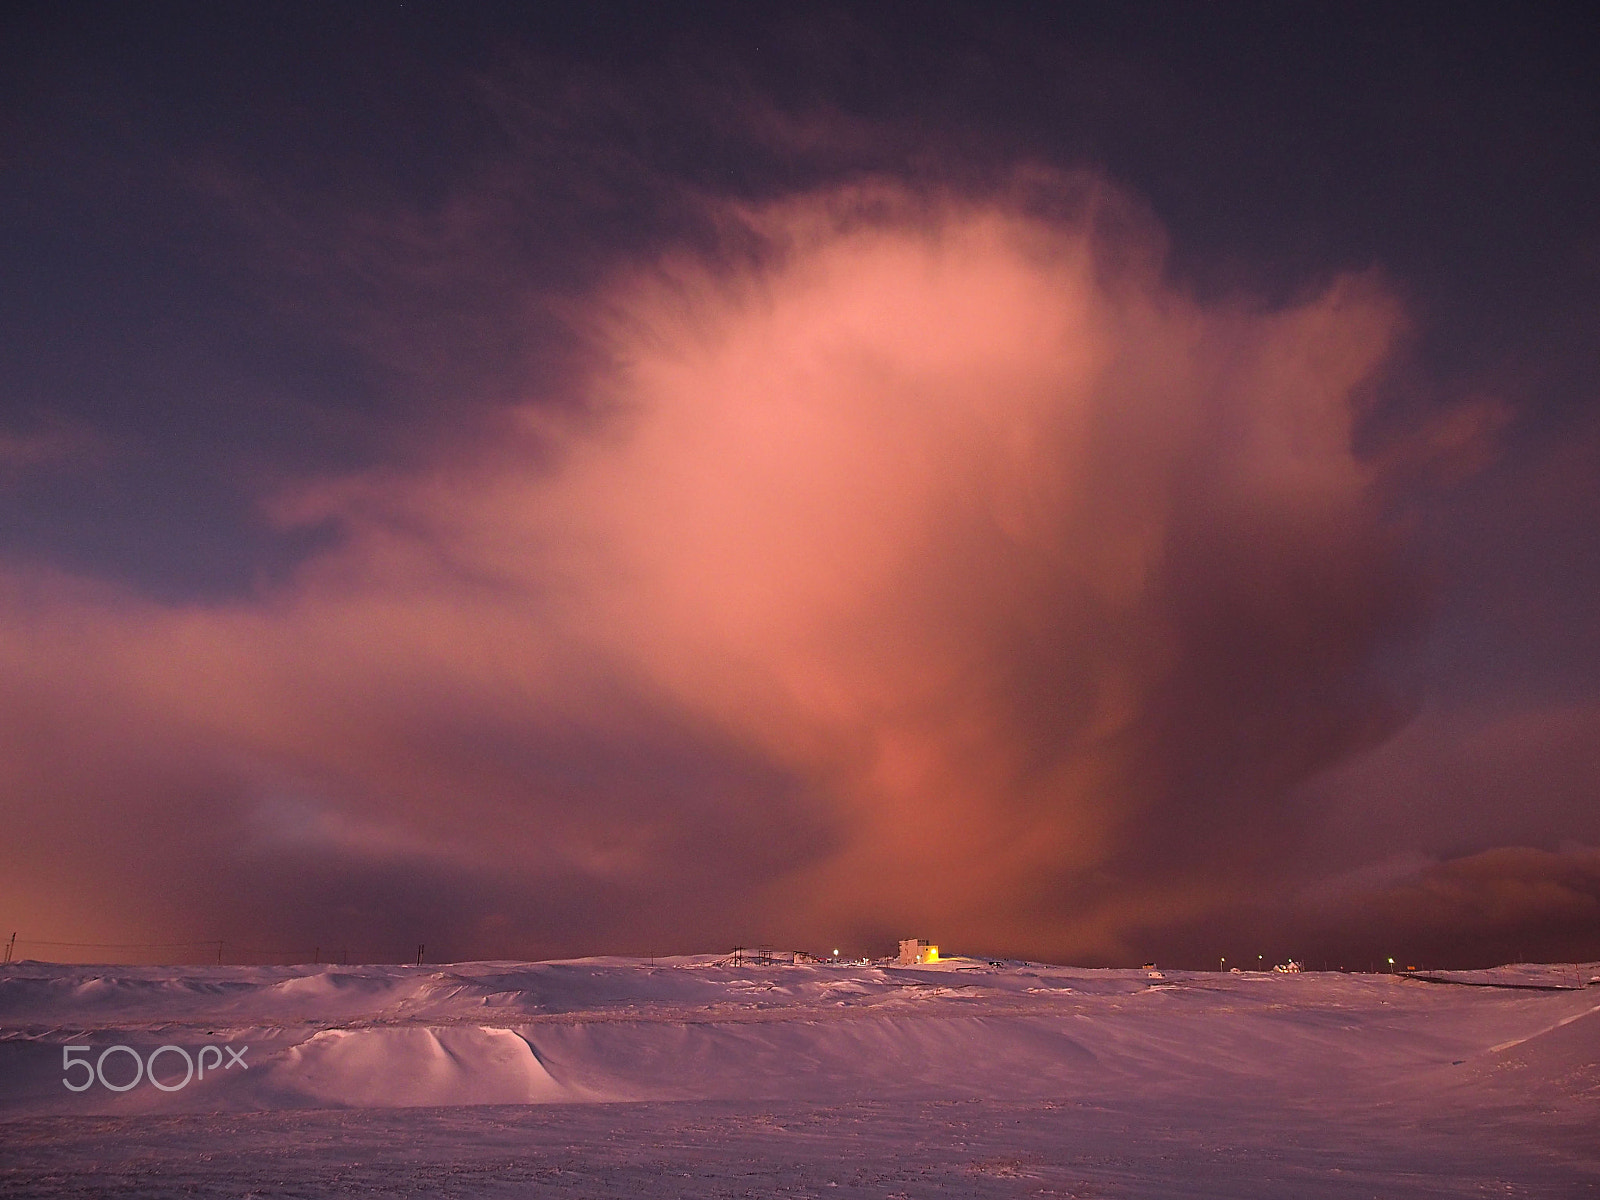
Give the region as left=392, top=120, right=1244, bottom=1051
left=2, top=955, right=1596, bottom=1196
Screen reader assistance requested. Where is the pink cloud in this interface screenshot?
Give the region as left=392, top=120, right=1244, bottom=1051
left=0, top=175, right=1444, bottom=962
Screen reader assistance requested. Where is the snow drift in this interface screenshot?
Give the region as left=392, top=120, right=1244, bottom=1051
left=2, top=955, right=1595, bottom=1117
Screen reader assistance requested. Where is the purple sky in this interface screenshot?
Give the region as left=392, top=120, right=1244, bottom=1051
left=2, top=5, right=1598, bottom=968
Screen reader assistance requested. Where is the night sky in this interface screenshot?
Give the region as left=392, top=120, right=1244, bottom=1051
left=4, top=3, right=1598, bottom=968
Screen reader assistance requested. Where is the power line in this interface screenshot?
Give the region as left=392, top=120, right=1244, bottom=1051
left=3, top=936, right=363, bottom=965
left=11, top=938, right=223, bottom=949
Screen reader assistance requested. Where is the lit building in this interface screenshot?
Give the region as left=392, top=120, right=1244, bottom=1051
left=899, top=938, right=939, bottom=965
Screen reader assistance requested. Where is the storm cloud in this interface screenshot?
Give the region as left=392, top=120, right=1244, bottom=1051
left=0, top=176, right=1447, bottom=963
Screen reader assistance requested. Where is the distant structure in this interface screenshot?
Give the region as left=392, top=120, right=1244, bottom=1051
left=899, top=938, right=939, bottom=965
left=729, top=947, right=817, bottom=967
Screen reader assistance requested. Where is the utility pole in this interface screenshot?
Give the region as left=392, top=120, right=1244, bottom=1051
left=416, top=943, right=425, bottom=966
left=4, top=932, right=15, bottom=964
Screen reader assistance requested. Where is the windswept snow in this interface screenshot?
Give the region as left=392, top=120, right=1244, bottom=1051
left=2, top=956, right=1596, bottom=1196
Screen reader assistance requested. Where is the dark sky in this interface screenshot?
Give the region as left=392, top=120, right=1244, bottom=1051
left=3, top=3, right=1598, bottom=968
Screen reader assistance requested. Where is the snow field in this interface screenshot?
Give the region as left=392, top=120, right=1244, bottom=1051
left=1, top=956, right=1596, bottom=1196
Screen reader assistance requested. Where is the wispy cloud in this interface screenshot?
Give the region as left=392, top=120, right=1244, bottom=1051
left=0, top=174, right=1459, bottom=961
